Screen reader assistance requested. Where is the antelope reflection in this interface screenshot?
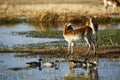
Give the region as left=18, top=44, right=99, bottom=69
left=64, top=60, right=98, bottom=80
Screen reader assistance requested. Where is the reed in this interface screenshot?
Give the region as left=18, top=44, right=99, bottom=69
left=0, top=0, right=101, bottom=4
left=0, top=1, right=120, bottom=24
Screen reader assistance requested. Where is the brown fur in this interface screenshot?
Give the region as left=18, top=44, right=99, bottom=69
left=63, top=23, right=96, bottom=55
left=103, top=0, right=120, bottom=11
left=86, top=17, right=98, bottom=48
left=86, top=17, right=98, bottom=32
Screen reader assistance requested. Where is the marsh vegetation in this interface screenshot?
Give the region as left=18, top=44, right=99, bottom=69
left=0, top=23, right=120, bottom=58
left=0, top=0, right=120, bottom=80
left=0, top=0, right=120, bottom=24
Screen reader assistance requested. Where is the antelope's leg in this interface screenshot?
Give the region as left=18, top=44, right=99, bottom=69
left=105, top=5, right=108, bottom=10
left=90, top=37, right=96, bottom=55
left=94, top=34, right=98, bottom=48
left=68, top=42, right=71, bottom=54
left=71, top=42, right=74, bottom=54
left=113, top=4, right=116, bottom=12
left=84, top=37, right=91, bottom=55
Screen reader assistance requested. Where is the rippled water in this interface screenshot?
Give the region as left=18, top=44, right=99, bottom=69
left=0, top=23, right=120, bottom=80
left=98, top=59, right=120, bottom=80
left=0, top=23, right=120, bottom=47
left=0, top=53, right=120, bottom=80
left=0, top=23, right=61, bottom=47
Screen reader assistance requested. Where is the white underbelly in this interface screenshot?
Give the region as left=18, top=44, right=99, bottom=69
left=64, top=35, right=81, bottom=42
left=107, top=1, right=114, bottom=6
left=72, top=35, right=81, bottom=41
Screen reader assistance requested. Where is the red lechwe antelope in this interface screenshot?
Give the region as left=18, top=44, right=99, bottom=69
left=86, top=16, right=98, bottom=48
left=103, top=0, right=120, bottom=11
left=63, top=23, right=96, bottom=55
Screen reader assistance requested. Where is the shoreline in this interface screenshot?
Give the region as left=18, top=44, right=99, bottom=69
left=0, top=45, right=120, bottom=58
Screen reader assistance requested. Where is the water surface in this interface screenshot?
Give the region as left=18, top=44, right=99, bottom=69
left=0, top=23, right=120, bottom=47
left=0, top=23, right=120, bottom=80
left=0, top=23, right=61, bottom=47
left=0, top=53, right=120, bottom=80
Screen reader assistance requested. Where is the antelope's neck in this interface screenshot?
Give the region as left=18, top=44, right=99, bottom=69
left=89, top=19, right=96, bottom=34
left=86, top=19, right=96, bottom=34
left=63, top=25, right=68, bottom=34
left=90, top=23, right=96, bottom=34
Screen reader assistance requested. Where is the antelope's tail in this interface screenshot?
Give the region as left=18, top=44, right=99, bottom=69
left=117, top=0, right=120, bottom=6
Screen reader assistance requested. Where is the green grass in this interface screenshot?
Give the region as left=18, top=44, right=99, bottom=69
left=16, top=29, right=120, bottom=46
left=0, top=17, right=28, bottom=24
left=0, top=29, right=120, bottom=58
left=98, top=29, right=120, bottom=45
left=17, top=30, right=63, bottom=38
left=109, top=17, right=120, bottom=24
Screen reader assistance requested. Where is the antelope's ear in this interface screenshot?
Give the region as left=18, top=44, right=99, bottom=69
left=94, top=15, right=97, bottom=18
left=65, top=23, right=71, bottom=26
left=86, top=16, right=93, bottom=21
left=67, top=23, right=71, bottom=27
left=65, top=23, right=68, bottom=26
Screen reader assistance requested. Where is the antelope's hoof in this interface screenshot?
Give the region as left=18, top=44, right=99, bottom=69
left=96, top=46, right=98, bottom=49
left=67, top=53, right=71, bottom=56
left=86, top=53, right=89, bottom=56
left=71, top=53, right=73, bottom=55
left=94, top=52, right=96, bottom=56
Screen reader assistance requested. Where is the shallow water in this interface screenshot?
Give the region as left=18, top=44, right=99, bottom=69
left=0, top=53, right=120, bottom=80
left=99, top=24, right=120, bottom=30
left=0, top=23, right=120, bottom=47
left=0, top=23, right=61, bottom=47
left=0, top=23, right=120, bottom=80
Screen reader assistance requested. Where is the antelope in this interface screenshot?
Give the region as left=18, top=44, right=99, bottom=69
left=86, top=16, right=98, bottom=48
left=103, top=0, right=120, bottom=11
left=63, top=23, right=96, bottom=55
left=65, top=60, right=98, bottom=80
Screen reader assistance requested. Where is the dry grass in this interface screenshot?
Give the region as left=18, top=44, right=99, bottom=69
left=1, top=0, right=101, bottom=4
left=0, top=0, right=120, bottom=23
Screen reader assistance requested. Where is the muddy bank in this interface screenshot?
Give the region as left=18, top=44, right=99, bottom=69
left=0, top=45, right=120, bottom=58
